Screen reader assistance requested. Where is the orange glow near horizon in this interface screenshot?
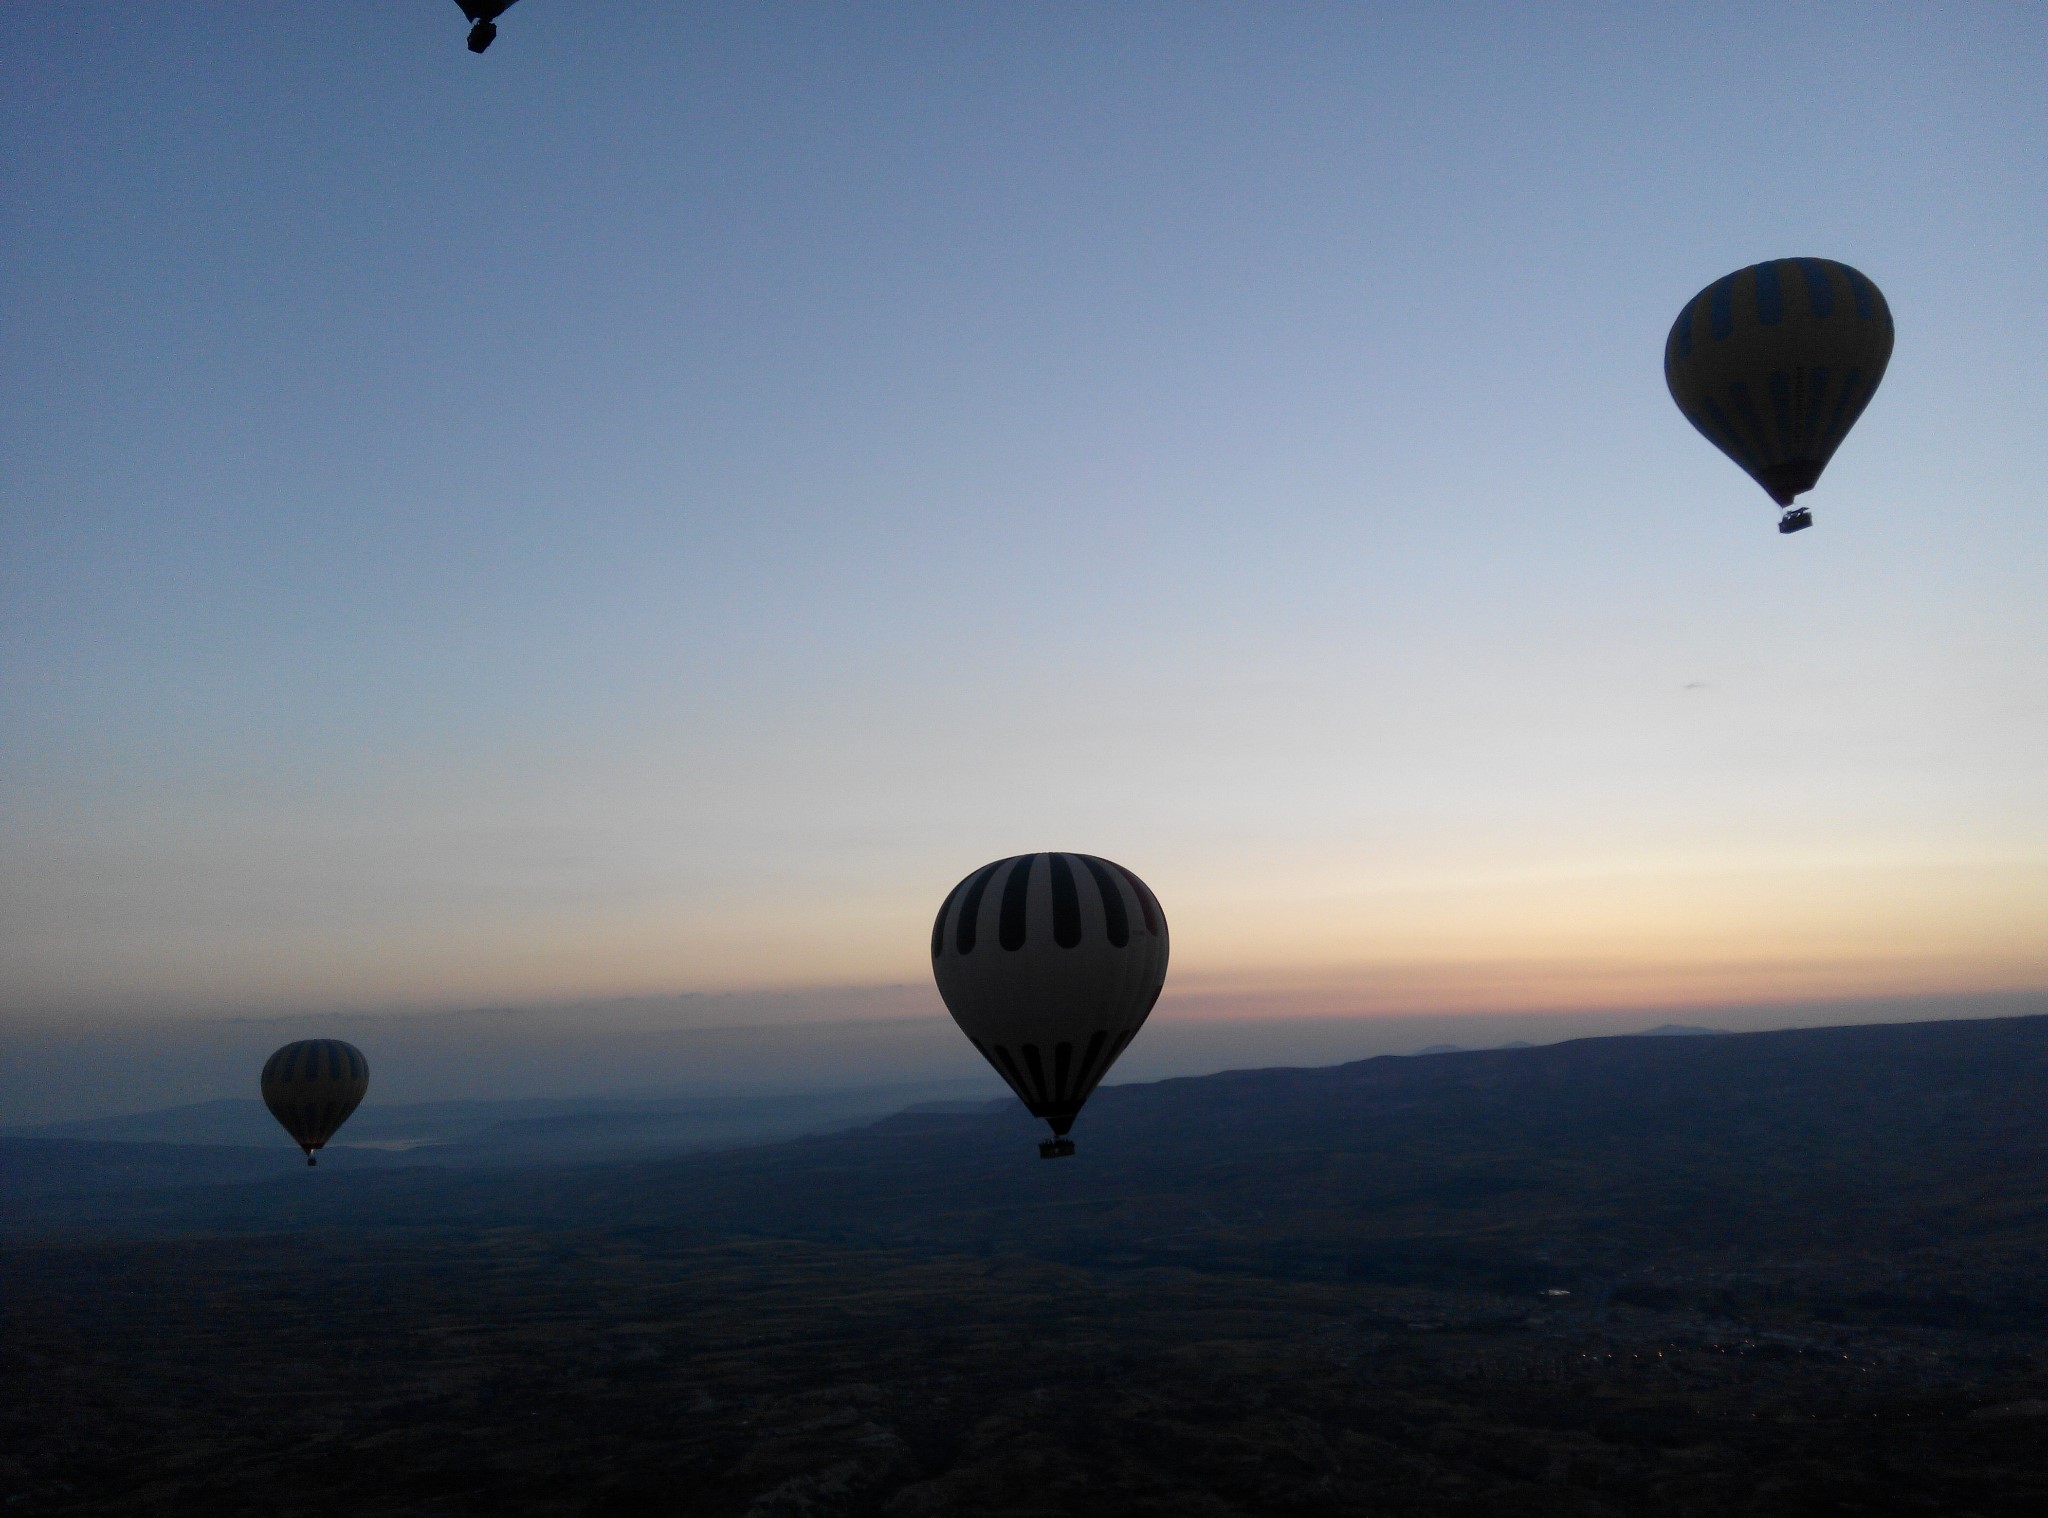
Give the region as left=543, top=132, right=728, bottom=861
left=9, top=850, right=2041, bottom=1024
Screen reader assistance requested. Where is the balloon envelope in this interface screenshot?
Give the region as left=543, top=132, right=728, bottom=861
left=931, top=853, right=1168, bottom=1146
left=1665, top=258, right=1893, bottom=508
left=261, top=1040, right=369, bottom=1164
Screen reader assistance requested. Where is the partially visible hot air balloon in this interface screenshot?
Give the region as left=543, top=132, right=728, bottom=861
left=931, top=853, right=1169, bottom=1158
left=261, top=1040, right=369, bottom=1165
left=454, top=0, right=520, bottom=54
left=1665, top=258, right=1893, bottom=533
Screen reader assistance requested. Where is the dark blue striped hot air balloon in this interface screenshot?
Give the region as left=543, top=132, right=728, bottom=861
left=260, top=1039, right=369, bottom=1165
left=931, top=853, right=1169, bottom=1158
left=1665, top=258, right=1894, bottom=533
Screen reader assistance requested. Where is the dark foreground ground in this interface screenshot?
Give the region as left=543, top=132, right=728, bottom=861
left=7, top=1014, right=2048, bottom=1515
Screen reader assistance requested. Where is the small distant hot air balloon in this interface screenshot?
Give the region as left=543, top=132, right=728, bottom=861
left=454, top=0, right=520, bottom=54
left=261, top=1040, right=369, bottom=1165
left=931, top=853, right=1169, bottom=1158
left=1665, top=258, right=1894, bottom=533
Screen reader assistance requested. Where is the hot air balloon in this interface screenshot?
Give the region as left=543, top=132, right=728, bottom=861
left=454, top=0, right=520, bottom=54
left=931, top=853, right=1168, bottom=1158
left=261, top=1040, right=369, bottom=1165
left=1665, top=258, right=1893, bottom=533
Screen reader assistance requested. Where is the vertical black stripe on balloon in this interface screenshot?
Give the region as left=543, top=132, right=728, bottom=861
left=1844, top=266, right=1876, bottom=319
left=1754, top=261, right=1784, bottom=325
left=1726, top=383, right=1777, bottom=466
left=1768, top=371, right=1796, bottom=455
left=1709, top=275, right=1735, bottom=340
left=1079, top=857, right=1129, bottom=946
left=1052, top=1041, right=1074, bottom=1101
left=348, top=1045, right=364, bottom=1083
left=282, top=1044, right=302, bottom=1082
left=998, top=854, right=1036, bottom=951
left=992, top=1045, right=1032, bottom=1103
left=1021, top=1044, right=1050, bottom=1103
left=1106, top=1028, right=1139, bottom=1070
left=932, top=875, right=967, bottom=958
left=973, top=1036, right=1025, bottom=1100
left=1796, top=259, right=1835, bottom=318
left=1821, top=369, right=1864, bottom=442
left=955, top=861, right=1003, bottom=955
left=1049, top=854, right=1082, bottom=947
left=1112, top=864, right=1163, bottom=936
left=1835, top=369, right=1878, bottom=438
left=1802, top=368, right=1831, bottom=451
left=1699, top=398, right=1762, bottom=472
left=1670, top=298, right=1695, bottom=361
left=1069, top=1030, right=1111, bottom=1095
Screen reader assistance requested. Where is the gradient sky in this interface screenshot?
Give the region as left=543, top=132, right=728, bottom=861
left=4, top=1, right=2044, bottom=1025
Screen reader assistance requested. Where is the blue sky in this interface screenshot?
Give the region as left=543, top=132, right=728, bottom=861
left=4, top=2, right=2044, bottom=1028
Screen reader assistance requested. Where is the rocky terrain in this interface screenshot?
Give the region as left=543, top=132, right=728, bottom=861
left=6, top=1014, right=2047, bottom=1514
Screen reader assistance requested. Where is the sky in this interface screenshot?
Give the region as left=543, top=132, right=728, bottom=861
left=3, top=3, right=2044, bottom=1090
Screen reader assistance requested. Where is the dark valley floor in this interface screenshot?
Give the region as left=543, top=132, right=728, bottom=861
left=7, top=1014, right=2048, bottom=1515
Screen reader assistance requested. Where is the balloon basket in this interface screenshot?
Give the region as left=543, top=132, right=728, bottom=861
left=1038, top=1139, right=1076, bottom=1159
left=1778, top=507, right=1813, bottom=534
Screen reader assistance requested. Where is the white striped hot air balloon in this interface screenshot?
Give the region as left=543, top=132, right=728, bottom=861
left=931, top=853, right=1169, bottom=1158
left=260, top=1040, right=369, bottom=1165
left=1665, top=258, right=1894, bottom=534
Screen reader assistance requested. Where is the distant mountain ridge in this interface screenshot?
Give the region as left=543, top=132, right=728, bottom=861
left=10, top=1012, right=2047, bottom=1302
left=11, top=1012, right=2048, bottom=1518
